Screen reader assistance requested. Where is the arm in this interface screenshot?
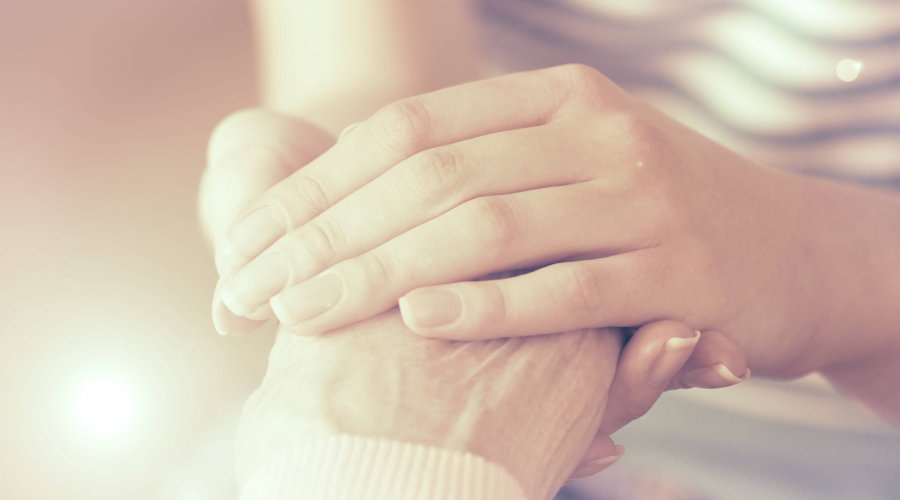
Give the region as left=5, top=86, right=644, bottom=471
left=800, top=177, right=900, bottom=425
left=251, top=0, right=481, bottom=134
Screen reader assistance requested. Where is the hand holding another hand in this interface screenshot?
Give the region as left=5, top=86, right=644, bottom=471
left=201, top=108, right=749, bottom=487
left=215, top=65, right=812, bottom=378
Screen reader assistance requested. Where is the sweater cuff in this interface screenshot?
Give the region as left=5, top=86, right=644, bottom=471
left=239, top=435, right=529, bottom=500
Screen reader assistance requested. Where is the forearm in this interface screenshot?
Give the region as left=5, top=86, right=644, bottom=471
left=252, top=0, right=481, bottom=134
left=800, top=175, right=900, bottom=423
left=235, top=311, right=622, bottom=499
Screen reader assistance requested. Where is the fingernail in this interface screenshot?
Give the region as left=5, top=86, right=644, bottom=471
left=221, top=252, right=289, bottom=317
left=648, top=330, right=701, bottom=386
left=271, top=273, right=343, bottom=327
left=339, top=122, right=361, bottom=141
left=215, top=249, right=236, bottom=278
left=212, top=280, right=266, bottom=336
left=398, top=289, right=462, bottom=329
left=587, top=445, right=626, bottom=470
left=681, top=363, right=751, bottom=389
left=212, top=280, right=228, bottom=336
left=222, top=204, right=287, bottom=267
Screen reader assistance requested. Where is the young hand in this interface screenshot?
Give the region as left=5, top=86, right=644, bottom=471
left=215, top=65, right=816, bottom=377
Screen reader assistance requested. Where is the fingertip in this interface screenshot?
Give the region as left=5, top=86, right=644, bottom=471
left=215, top=239, right=246, bottom=278
left=212, top=292, right=267, bottom=336
left=246, top=303, right=275, bottom=321
left=600, top=321, right=700, bottom=434
left=397, top=289, right=466, bottom=338
left=683, top=330, right=748, bottom=379
left=621, top=320, right=699, bottom=385
left=644, top=320, right=697, bottom=344
left=397, top=295, right=422, bottom=334
left=568, top=444, right=626, bottom=480
left=677, top=330, right=750, bottom=389
left=338, top=121, right=362, bottom=141
left=680, top=363, right=751, bottom=389
left=663, top=328, right=702, bottom=350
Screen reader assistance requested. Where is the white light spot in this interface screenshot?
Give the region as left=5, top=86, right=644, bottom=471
left=835, top=58, right=862, bottom=83
left=174, top=482, right=211, bottom=500
left=72, top=375, right=136, bottom=438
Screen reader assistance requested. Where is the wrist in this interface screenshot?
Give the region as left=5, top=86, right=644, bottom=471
left=801, top=177, right=900, bottom=365
left=820, top=336, right=900, bottom=426
left=796, top=175, right=900, bottom=420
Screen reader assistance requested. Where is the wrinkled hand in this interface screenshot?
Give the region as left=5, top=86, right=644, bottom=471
left=202, top=109, right=749, bottom=483
left=216, top=65, right=813, bottom=377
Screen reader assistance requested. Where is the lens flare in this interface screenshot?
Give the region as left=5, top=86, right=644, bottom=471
left=836, top=58, right=863, bottom=83
left=72, top=375, right=136, bottom=438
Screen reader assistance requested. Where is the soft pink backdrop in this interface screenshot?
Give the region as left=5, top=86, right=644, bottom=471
left=0, top=1, right=272, bottom=498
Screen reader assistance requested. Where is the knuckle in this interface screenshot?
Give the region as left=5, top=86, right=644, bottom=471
left=288, top=174, right=330, bottom=216
left=558, top=63, right=601, bottom=86
left=354, top=252, right=392, bottom=294
left=298, top=220, right=343, bottom=266
left=468, top=281, right=509, bottom=331
left=550, top=64, right=611, bottom=105
left=607, top=112, right=666, bottom=152
left=463, top=197, right=519, bottom=255
left=482, top=282, right=510, bottom=325
left=558, top=265, right=604, bottom=315
left=207, top=108, right=274, bottom=165
left=370, top=98, right=432, bottom=158
left=402, top=147, right=464, bottom=204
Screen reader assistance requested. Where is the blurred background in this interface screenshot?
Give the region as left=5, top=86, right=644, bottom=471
left=0, top=1, right=268, bottom=498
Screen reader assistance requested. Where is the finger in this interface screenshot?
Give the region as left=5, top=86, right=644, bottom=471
left=205, top=110, right=335, bottom=336
left=217, top=65, right=610, bottom=272
left=212, top=278, right=271, bottom=337
left=201, top=108, right=334, bottom=253
left=253, top=184, right=638, bottom=334
left=398, top=248, right=670, bottom=340
left=568, top=439, right=625, bottom=481
left=597, top=321, right=700, bottom=436
left=578, top=324, right=746, bottom=475
left=258, top=122, right=593, bottom=285
left=674, top=330, right=750, bottom=389
left=224, top=119, right=610, bottom=318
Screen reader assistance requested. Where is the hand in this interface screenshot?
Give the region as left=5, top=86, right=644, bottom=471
left=236, top=312, right=747, bottom=496
left=203, top=110, right=750, bottom=485
left=215, top=64, right=814, bottom=377
left=198, top=108, right=335, bottom=336
left=569, top=321, right=747, bottom=479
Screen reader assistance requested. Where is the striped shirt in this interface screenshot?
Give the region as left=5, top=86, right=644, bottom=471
left=480, top=0, right=900, bottom=189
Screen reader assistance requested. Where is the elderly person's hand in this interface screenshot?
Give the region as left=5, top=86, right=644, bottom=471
left=200, top=109, right=749, bottom=491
